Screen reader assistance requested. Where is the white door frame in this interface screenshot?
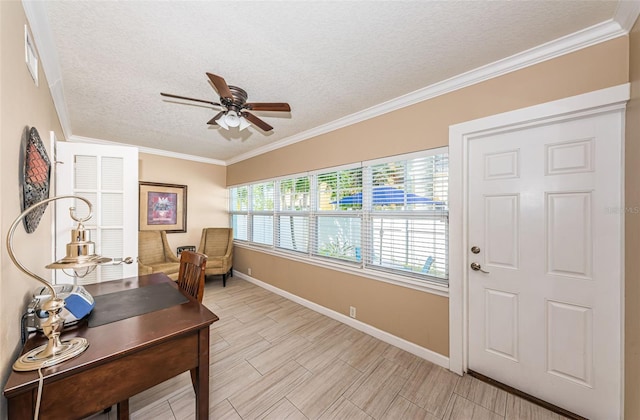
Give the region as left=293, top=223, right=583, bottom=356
left=448, top=83, right=629, bottom=379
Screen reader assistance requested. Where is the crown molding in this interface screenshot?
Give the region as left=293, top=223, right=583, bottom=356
left=614, top=0, right=640, bottom=32
left=68, top=135, right=227, bottom=166
left=226, top=16, right=631, bottom=165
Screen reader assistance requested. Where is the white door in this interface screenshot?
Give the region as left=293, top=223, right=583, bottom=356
left=467, top=110, right=623, bottom=419
left=54, top=141, right=139, bottom=284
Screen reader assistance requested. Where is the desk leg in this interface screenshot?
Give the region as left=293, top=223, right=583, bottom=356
left=195, top=326, right=210, bottom=419
left=117, top=399, right=129, bottom=420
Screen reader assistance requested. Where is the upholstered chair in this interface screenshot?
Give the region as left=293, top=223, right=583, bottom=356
left=138, top=230, right=180, bottom=280
left=197, top=227, right=233, bottom=287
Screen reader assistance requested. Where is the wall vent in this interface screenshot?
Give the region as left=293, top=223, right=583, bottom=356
left=25, top=25, right=39, bottom=87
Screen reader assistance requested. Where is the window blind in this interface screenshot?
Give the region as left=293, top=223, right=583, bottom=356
left=229, top=148, right=449, bottom=285
left=276, top=176, right=310, bottom=253
left=251, top=182, right=274, bottom=245
left=313, top=166, right=363, bottom=262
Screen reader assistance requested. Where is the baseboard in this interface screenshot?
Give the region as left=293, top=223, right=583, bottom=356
left=234, top=271, right=450, bottom=369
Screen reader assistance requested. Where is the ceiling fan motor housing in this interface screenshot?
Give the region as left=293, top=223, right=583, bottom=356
left=224, top=85, right=248, bottom=112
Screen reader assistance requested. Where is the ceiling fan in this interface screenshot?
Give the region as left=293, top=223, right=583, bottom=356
left=161, top=72, right=291, bottom=132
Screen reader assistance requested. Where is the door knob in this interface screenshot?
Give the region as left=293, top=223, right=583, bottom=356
left=470, top=262, right=490, bottom=273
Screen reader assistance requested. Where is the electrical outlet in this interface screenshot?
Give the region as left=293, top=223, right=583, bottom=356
left=248, top=268, right=252, bottom=276
left=349, top=306, right=356, bottom=318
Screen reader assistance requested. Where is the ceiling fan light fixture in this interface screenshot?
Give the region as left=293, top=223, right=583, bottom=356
left=216, top=114, right=229, bottom=130
left=224, top=111, right=241, bottom=128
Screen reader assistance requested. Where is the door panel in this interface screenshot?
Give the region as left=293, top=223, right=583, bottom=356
left=484, top=289, right=519, bottom=362
left=484, top=194, right=519, bottom=268
left=467, top=110, right=623, bottom=419
left=546, top=192, right=592, bottom=278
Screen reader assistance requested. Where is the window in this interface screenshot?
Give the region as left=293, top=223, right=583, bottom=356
left=366, top=153, right=448, bottom=279
left=251, top=182, right=274, bottom=245
left=315, top=166, right=363, bottom=263
left=229, top=147, right=449, bottom=286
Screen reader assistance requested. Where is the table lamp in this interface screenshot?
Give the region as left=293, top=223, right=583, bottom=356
left=7, top=195, right=112, bottom=371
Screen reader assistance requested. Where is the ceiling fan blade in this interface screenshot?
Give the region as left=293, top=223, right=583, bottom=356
left=244, top=102, right=291, bottom=112
left=207, top=111, right=225, bottom=125
left=206, top=72, right=233, bottom=101
left=160, top=92, right=220, bottom=107
left=241, top=111, right=273, bottom=132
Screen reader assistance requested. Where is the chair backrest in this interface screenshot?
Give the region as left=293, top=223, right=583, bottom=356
left=177, top=250, right=207, bottom=302
left=139, top=230, right=171, bottom=264
left=199, top=228, right=232, bottom=257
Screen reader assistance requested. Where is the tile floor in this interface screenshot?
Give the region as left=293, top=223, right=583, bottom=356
left=90, top=277, right=569, bottom=420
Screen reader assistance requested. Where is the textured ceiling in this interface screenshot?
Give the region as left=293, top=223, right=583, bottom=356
left=28, top=1, right=630, bottom=164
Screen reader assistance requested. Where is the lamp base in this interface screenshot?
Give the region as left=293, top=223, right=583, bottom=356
left=13, top=337, right=89, bottom=371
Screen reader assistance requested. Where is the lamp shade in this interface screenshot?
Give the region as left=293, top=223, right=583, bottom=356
left=216, top=115, right=229, bottom=130
left=216, top=111, right=251, bottom=131
left=224, top=111, right=241, bottom=127
left=46, top=223, right=111, bottom=271
left=239, top=116, right=251, bottom=131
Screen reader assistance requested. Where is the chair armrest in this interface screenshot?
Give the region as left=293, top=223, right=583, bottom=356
left=197, top=231, right=207, bottom=255
left=138, top=261, right=153, bottom=275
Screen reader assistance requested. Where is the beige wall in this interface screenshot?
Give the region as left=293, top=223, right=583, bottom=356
left=0, top=2, right=65, bottom=417
left=228, top=37, right=629, bottom=358
left=234, top=248, right=449, bottom=354
left=625, top=17, right=640, bottom=420
left=138, top=153, right=227, bottom=254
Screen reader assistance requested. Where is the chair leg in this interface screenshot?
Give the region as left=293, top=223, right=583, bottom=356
left=222, top=273, right=226, bottom=287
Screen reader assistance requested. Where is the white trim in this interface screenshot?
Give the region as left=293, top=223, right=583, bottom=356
left=363, top=146, right=449, bottom=167
left=234, top=270, right=450, bottom=369
left=619, top=107, right=627, bottom=418
left=614, top=0, right=640, bottom=33
left=68, top=135, right=226, bottom=166
left=448, top=83, right=630, bottom=376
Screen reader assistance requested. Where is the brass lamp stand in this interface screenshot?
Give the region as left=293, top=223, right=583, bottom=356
left=7, top=195, right=111, bottom=371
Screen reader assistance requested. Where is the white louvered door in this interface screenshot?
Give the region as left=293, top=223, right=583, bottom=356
left=467, top=110, right=623, bottom=419
left=54, top=142, right=138, bottom=284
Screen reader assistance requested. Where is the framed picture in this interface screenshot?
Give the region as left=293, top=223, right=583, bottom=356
left=139, top=181, right=187, bottom=233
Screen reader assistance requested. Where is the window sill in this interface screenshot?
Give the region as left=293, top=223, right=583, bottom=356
left=234, top=241, right=449, bottom=297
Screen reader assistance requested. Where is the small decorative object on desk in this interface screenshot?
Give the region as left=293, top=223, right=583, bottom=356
left=177, top=245, right=196, bottom=257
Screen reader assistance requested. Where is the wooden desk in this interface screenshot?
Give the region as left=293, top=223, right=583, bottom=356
left=3, top=273, right=219, bottom=419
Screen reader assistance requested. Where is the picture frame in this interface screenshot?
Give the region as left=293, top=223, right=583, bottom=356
left=139, top=181, right=187, bottom=233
